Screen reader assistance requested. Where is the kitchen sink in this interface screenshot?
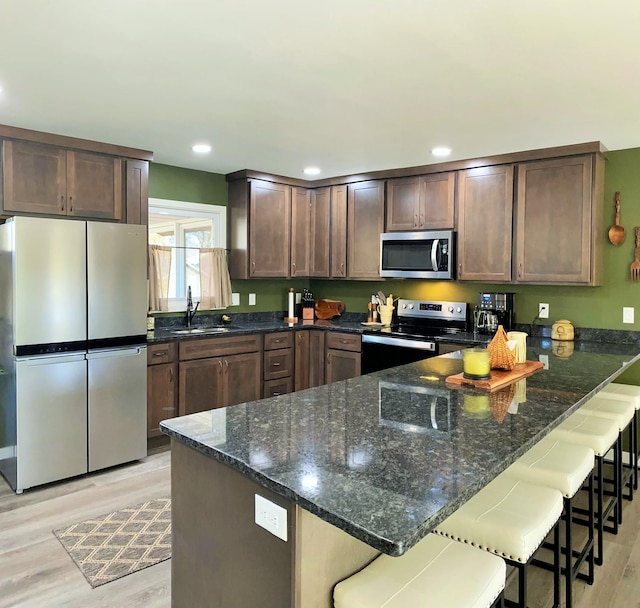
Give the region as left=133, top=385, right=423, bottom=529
left=170, top=327, right=229, bottom=335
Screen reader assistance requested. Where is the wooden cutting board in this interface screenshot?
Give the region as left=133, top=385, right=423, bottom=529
left=445, top=360, right=544, bottom=391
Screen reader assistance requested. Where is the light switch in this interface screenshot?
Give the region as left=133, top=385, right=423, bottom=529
left=623, top=307, right=634, bottom=324
left=231, top=292, right=240, bottom=306
left=249, top=293, right=256, bottom=306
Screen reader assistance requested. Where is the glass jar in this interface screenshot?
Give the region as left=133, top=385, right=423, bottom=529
left=462, top=348, right=491, bottom=380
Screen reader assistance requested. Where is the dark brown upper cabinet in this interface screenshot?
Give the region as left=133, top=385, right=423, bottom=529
left=125, top=159, right=149, bottom=225
left=386, top=173, right=455, bottom=231
left=330, top=185, right=348, bottom=278
left=291, top=187, right=331, bottom=277
left=229, top=179, right=291, bottom=279
left=457, top=165, right=514, bottom=282
left=2, top=140, right=123, bottom=220
left=515, top=155, right=602, bottom=285
left=347, top=180, right=385, bottom=278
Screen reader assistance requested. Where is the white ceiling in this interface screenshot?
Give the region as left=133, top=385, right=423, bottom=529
left=1, top=0, right=639, bottom=179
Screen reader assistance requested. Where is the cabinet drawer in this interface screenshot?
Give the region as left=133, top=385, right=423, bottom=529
left=264, top=348, right=293, bottom=381
left=264, top=377, right=293, bottom=398
left=179, top=334, right=262, bottom=361
left=147, top=341, right=176, bottom=365
left=264, top=331, right=293, bottom=350
left=325, top=332, right=361, bottom=352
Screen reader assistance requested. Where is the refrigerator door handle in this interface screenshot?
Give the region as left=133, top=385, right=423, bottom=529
left=19, top=353, right=86, bottom=366
left=86, top=347, right=145, bottom=360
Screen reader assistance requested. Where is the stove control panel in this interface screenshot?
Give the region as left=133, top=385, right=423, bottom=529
left=397, top=299, right=467, bottom=322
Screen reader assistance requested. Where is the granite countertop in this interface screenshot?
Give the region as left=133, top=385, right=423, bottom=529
left=147, top=318, right=487, bottom=346
left=161, top=337, right=640, bottom=557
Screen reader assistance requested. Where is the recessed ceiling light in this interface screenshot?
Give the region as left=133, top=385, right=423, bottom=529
left=431, top=147, right=451, bottom=157
left=192, top=143, right=212, bottom=154
left=303, top=167, right=321, bottom=176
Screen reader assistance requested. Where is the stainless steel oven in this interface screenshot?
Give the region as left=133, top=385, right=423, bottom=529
left=361, top=299, right=469, bottom=374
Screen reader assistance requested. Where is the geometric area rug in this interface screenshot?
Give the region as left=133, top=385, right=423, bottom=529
left=53, top=497, right=171, bottom=588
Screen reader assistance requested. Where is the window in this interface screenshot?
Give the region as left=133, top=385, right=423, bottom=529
left=148, top=199, right=226, bottom=311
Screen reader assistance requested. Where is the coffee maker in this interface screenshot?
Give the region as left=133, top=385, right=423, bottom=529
left=474, top=292, right=515, bottom=334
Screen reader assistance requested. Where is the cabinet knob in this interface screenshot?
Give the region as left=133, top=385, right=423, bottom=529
left=419, top=214, right=424, bottom=226
left=340, top=262, right=344, bottom=276
left=519, top=263, right=523, bottom=278
left=273, top=362, right=281, bottom=367
left=224, top=359, right=229, bottom=368
left=69, top=196, right=73, bottom=213
left=169, top=368, right=173, bottom=382
left=414, top=214, right=418, bottom=227
left=219, top=360, right=223, bottom=368
left=60, top=195, right=65, bottom=211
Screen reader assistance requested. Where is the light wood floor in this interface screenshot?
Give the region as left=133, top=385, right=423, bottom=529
left=1, top=444, right=639, bottom=608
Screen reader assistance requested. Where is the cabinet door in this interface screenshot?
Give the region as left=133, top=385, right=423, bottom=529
left=310, top=187, right=331, bottom=277
left=330, top=185, right=348, bottom=278
left=179, top=358, right=225, bottom=415
left=67, top=150, right=122, bottom=220
left=386, top=176, right=420, bottom=231
left=457, top=165, right=514, bottom=282
left=291, top=187, right=311, bottom=277
left=2, top=140, right=67, bottom=215
left=420, top=172, right=455, bottom=229
left=225, top=351, right=262, bottom=407
left=308, top=331, right=326, bottom=388
left=326, top=349, right=361, bottom=384
left=147, top=363, right=177, bottom=438
left=249, top=180, right=291, bottom=277
left=294, top=330, right=310, bottom=391
left=515, top=156, right=593, bottom=284
left=347, top=180, right=385, bottom=278
left=125, top=159, right=149, bottom=225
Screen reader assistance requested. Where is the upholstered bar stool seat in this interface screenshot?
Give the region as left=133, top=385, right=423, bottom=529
left=549, top=413, right=620, bottom=566
left=434, top=475, right=563, bottom=608
left=580, top=395, right=635, bottom=508
left=333, top=533, right=506, bottom=608
left=504, top=436, right=595, bottom=608
left=594, top=383, right=640, bottom=492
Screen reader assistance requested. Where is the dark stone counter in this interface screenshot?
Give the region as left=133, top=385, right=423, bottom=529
left=161, top=338, right=640, bottom=557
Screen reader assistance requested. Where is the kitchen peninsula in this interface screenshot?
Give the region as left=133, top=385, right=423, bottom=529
left=161, top=339, right=640, bottom=608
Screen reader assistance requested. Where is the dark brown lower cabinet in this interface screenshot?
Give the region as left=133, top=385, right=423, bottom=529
left=295, top=330, right=326, bottom=391
left=325, top=332, right=361, bottom=384
left=178, top=334, right=262, bottom=415
left=147, top=342, right=177, bottom=438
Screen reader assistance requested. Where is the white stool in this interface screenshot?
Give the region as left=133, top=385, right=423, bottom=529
left=599, top=382, right=640, bottom=493
left=504, top=436, right=595, bottom=608
left=333, top=533, right=506, bottom=608
left=434, top=475, right=563, bottom=608
left=580, top=394, right=635, bottom=507
left=550, top=412, right=620, bottom=566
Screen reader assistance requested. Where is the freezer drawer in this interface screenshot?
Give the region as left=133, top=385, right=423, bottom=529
left=16, top=354, right=88, bottom=492
left=87, top=346, right=147, bottom=472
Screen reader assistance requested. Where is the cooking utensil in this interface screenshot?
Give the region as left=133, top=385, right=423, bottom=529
left=376, top=290, right=386, bottom=304
left=608, top=191, right=626, bottom=246
left=631, top=227, right=640, bottom=281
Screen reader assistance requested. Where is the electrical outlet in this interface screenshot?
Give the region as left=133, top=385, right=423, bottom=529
left=231, top=292, right=240, bottom=306
left=539, top=354, right=549, bottom=370
left=248, top=293, right=256, bottom=306
left=255, top=494, right=287, bottom=541
left=538, top=303, right=549, bottom=319
left=295, top=292, right=302, bottom=305
left=623, top=307, right=634, bottom=324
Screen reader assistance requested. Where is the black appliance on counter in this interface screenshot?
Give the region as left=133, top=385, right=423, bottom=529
left=362, top=299, right=469, bottom=374
left=474, top=292, right=515, bottom=334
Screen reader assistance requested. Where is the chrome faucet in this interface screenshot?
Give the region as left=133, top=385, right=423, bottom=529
left=185, top=285, right=200, bottom=327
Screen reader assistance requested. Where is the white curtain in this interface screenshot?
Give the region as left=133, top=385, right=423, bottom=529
left=148, top=245, right=172, bottom=311
left=199, top=248, right=232, bottom=309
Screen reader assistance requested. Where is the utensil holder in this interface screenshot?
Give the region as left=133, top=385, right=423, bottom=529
left=379, top=305, right=394, bottom=326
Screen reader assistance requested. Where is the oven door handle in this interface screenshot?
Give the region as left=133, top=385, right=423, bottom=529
left=431, top=239, right=439, bottom=271
left=362, top=335, right=436, bottom=351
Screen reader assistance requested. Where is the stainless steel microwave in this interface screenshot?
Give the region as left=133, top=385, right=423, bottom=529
left=379, top=230, right=455, bottom=279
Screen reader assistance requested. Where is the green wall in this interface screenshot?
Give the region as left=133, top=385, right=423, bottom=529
left=149, top=149, right=640, bottom=330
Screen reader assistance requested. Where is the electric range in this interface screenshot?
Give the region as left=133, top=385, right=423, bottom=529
left=361, top=299, right=469, bottom=373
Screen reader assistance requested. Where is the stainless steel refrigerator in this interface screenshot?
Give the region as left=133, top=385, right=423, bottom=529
left=0, top=216, right=147, bottom=493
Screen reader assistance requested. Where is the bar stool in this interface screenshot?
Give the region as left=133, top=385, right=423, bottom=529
left=599, top=382, right=640, bottom=493
left=503, top=436, right=595, bottom=608
left=434, top=475, right=563, bottom=608
left=579, top=394, right=635, bottom=507
left=333, top=533, right=506, bottom=608
left=549, top=412, right=619, bottom=567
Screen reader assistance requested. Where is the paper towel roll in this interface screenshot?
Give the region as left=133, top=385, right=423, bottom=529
left=288, top=289, right=294, bottom=319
